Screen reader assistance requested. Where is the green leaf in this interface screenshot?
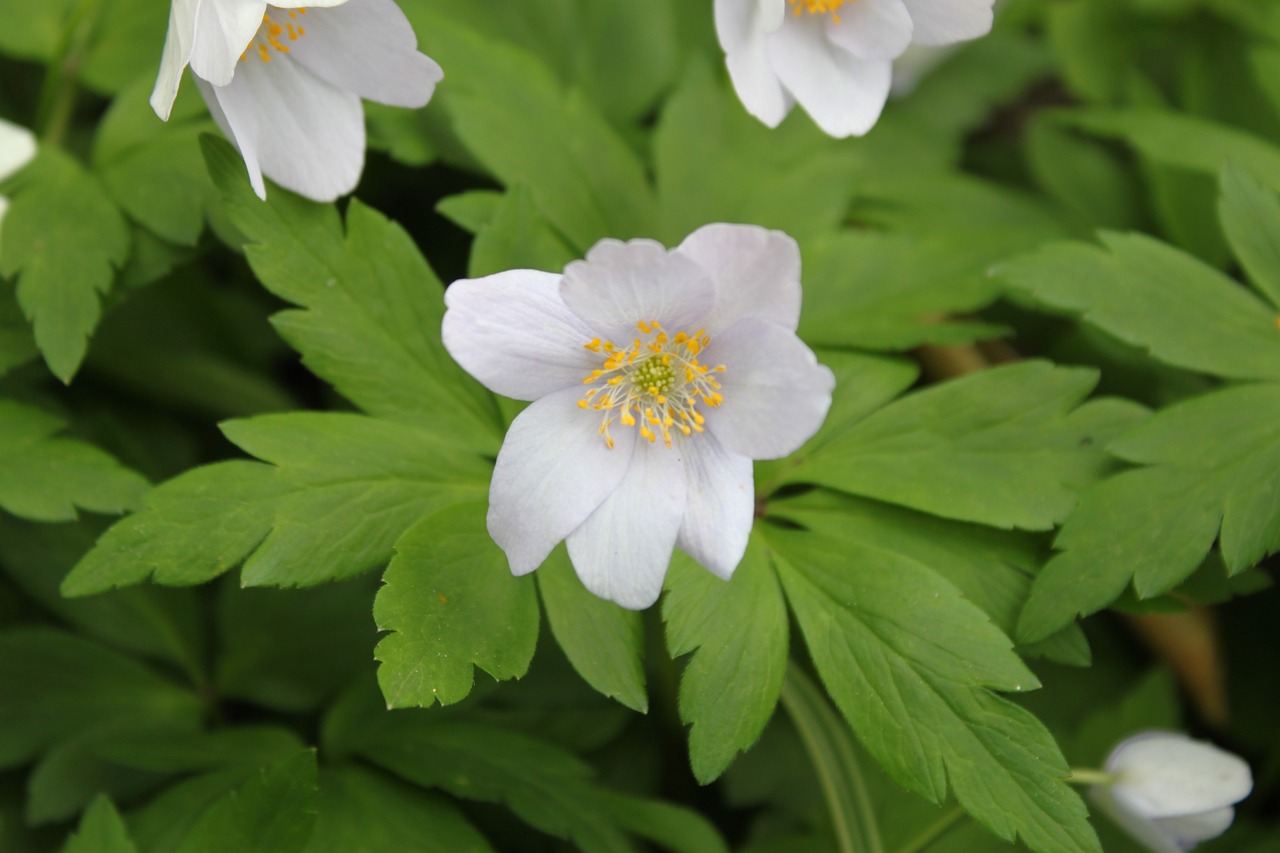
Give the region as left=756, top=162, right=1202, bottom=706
left=1018, top=383, right=1280, bottom=642
left=0, top=628, right=201, bottom=769
left=467, top=184, right=576, bottom=278
left=653, top=62, right=861, bottom=244
left=765, top=526, right=1100, bottom=853
left=61, top=795, right=136, bottom=853
left=770, top=490, right=1088, bottom=662
left=780, top=362, right=1147, bottom=530
left=537, top=546, right=647, bottom=713
left=374, top=504, right=540, bottom=708
left=0, top=399, right=148, bottom=522
left=1219, top=164, right=1280, bottom=308
left=174, top=750, right=319, bottom=853
left=596, top=791, right=730, bottom=853
left=0, top=148, right=129, bottom=381
left=797, top=231, right=1013, bottom=351
left=0, top=282, right=37, bottom=377
left=0, top=517, right=206, bottom=680
left=435, top=190, right=503, bottom=234
left=0, top=0, right=68, bottom=59
left=95, top=727, right=306, bottom=774
left=1060, top=108, right=1280, bottom=191
left=414, top=10, right=658, bottom=249
left=359, top=719, right=633, bottom=851
left=63, top=414, right=490, bottom=595
left=304, top=766, right=493, bottom=853
left=997, top=233, right=1280, bottom=380
left=28, top=727, right=169, bottom=825
left=662, top=539, right=787, bottom=784
left=202, top=137, right=501, bottom=445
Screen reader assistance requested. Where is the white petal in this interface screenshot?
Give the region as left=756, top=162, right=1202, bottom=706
left=150, top=0, right=201, bottom=120
left=1107, top=732, right=1253, bottom=818
left=442, top=270, right=598, bottom=401
left=717, top=0, right=792, bottom=127
left=676, top=434, right=754, bottom=580
left=0, top=118, right=36, bottom=182
left=767, top=14, right=893, bottom=138
left=196, top=76, right=267, bottom=199
left=826, top=0, right=914, bottom=61
left=900, top=0, right=995, bottom=46
left=489, top=387, right=636, bottom=577
left=675, top=223, right=802, bottom=335
left=202, top=55, right=365, bottom=202
left=1090, top=786, right=1183, bottom=853
left=284, top=0, right=443, bottom=108
left=188, top=0, right=270, bottom=87
left=1157, top=808, right=1236, bottom=847
left=559, top=239, right=716, bottom=343
left=701, top=317, right=835, bottom=460
left=566, top=441, right=687, bottom=609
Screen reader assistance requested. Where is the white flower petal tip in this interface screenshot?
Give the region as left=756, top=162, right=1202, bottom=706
left=151, top=0, right=440, bottom=200
left=443, top=225, right=834, bottom=609
left=1092, top=731, right=1253, bottom=852
left=717, top=0, right=995, bottom=137
left=0, top=119, right=37, bottom=182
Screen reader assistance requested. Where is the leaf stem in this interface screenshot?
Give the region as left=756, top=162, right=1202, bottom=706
left=780, top=665, right=884, bottom=853
left=36, top=0, right=101, bottom=147
left=895, top=806, right=965, bottom=853
left=1065, top=768, right=1116, bottom=786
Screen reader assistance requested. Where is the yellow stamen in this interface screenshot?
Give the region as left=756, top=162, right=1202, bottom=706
left=789, top=0, right=849, bottom=24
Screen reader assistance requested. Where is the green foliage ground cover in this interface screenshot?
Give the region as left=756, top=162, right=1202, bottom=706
left=1, top=0, right=1278, bottom=851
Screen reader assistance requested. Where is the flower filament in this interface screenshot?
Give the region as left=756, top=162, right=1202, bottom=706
left=242, top=7, right=308, bottom=63
left=579, top=321, right=726, bottom=449
left=789, top=0, right=850, bottom=24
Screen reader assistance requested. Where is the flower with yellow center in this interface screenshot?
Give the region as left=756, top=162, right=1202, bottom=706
left=442, top=224, right=834, bottom=609
left=151, top=0, right=442, bottom=201
left=716, top=0, right=996, bottom=137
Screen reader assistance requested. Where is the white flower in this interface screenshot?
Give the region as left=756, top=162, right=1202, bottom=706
left=442, top=224, right=835, bottom=609
left=715, top=0, right=996, bottom=137
left=1091, top=731, right=1253, bottom=853
left=150, top=0, right=442, bottom=202
left=0, top=118, right=38, bottom=253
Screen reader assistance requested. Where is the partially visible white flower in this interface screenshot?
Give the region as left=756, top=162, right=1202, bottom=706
left=151, top=0, right=442, bottom=202
left=0, top=118, right=38, bottom=253
left=442, top=224, right=834, bottom=609
left=715, top=0, right=996, bottom=137
left=1091, top=731, right=1253, bottom=853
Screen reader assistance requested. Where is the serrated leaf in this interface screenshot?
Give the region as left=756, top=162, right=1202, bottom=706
left=997, top=233, right=1280, bottom=380
left=468, top=184, right=576, bottom=278
left=0, top=148, right=129, bottom=381
left=537, top=546, right=646, bottom=713
left=413, top=11, right=658, bottom=249
left=175, top=750, right=319, bottom=853
left=61, top=795, right=136, bottom=853
left=374, top=504, right=539, bottom=708
left=662, top=539, right=787, bottom=784
left=63, top=414, right=489, bottom=595
left=304, top=766, right=493, bottom=853
left=202, top=137, right=501, bottom=446
left=797, top=231, right=1014, bottom=351
left=765, top=526, right=1100, bottom=853
left=1060, top=108, right=1280, bottom=190
left=1219, top=164, right=1280, bottom=308
left=780, top=362, right=1147, bottom=530
left=653, top=61, right=860, bottom=244
left=0, top=399, right=148, bottom=522
left=1019, top=383, right=1280, bottom=642
left=0, top=628, right=201, bottom=769
left=360, top=719, right=633, bottom=851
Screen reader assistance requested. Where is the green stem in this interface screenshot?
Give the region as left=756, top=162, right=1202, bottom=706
left=1066, top=768, right=1116, bottom=786
left=895, top=807, right=965, bottom=853
left=780, top=666, right=884, bottom=853
left=35, top=0, right=101, bottom=146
